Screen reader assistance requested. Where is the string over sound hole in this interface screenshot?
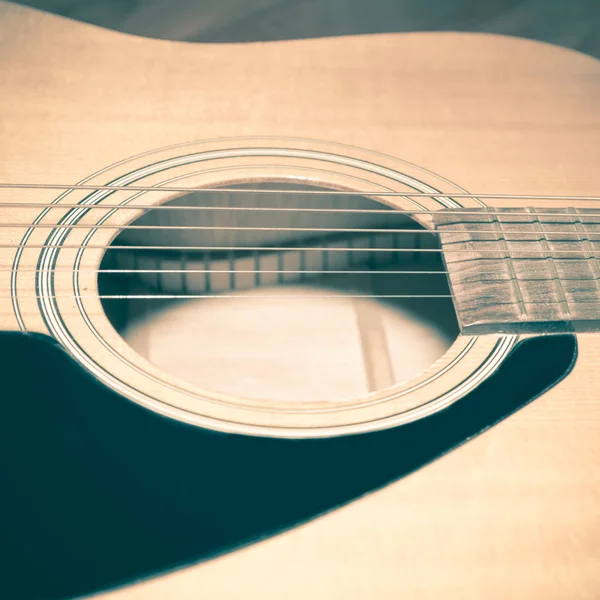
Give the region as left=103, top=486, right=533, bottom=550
left=99, top=183, right=458, bottom=403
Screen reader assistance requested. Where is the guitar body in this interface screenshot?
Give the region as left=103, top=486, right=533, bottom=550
left=1, top=2, right=599, bottom=598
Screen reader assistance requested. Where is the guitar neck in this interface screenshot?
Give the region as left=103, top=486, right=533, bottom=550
left=435, top=208, right=600, bottom=334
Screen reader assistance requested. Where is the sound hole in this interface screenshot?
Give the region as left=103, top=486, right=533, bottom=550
left=98, top=184, right=459, bottom=402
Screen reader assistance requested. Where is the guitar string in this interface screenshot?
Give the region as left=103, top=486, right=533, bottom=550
left=2, top=186, right=597, bottom=300
left=3, top=203, right=600, bottom=219
left=0, top=182, right=599, bottom=202
left=1, top=187, right=599, bottom=254
left=0, top=266, right=591, bottom=277
left=4, top=266, right=592, bottom=280
left=4, top=268, right=594, bottom=280
left=1, top=223, right=600, bottom=236
left=3, top=244, right=600, bottom=254
left=8, top=294, right=600, bottom=303
left=0, top=294, right=455, bottom=300
left=3, top=268, right=450, bottom=274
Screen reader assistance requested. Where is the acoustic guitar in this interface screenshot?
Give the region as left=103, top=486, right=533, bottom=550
left=1, top=2, right=599, bottom=598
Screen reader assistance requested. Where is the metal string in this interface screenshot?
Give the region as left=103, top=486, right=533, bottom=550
left=7, top=294, right=600, bottom=303
left=2, top=204, right=600, bottom=219
left=3, top=244, right=600, bottom=254
left=0, top=223, right=599, bottom=236
left=2, top=186, right=597, bottom=302
left=0, top=294, right=453, bottom=300
left=0, top=268, right=450, bottom=275
left=0, top=186, right=598, bottom=255
left=0, top=182, right=599, bottom=202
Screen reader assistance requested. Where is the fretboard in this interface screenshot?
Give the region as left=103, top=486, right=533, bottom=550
left=434, top=208, right=600, bottom=334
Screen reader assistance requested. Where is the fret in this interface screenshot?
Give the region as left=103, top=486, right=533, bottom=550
left=529, top=209, right=570, bottom=318
left=488, top=208, right=527, bottom=318
left=489, top=209, right=527, bottom=318
left=570, top=207, right=600, bottom=287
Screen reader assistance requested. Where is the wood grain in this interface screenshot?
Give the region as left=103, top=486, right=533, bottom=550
left=1, top=2, right=600, bottom=598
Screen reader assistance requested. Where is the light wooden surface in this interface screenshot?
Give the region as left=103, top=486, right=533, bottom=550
left=1, top=2, right=600, bottom=598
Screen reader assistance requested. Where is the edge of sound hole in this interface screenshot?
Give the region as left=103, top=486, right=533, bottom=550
left=98, top=182, right=460, bottom=405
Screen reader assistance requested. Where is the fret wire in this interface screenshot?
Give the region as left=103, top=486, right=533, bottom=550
left=491, top=208, right=527, bottom=318
left=570, top=208, right=600, bottom=289
left=529, top=209, right=570, bottom=318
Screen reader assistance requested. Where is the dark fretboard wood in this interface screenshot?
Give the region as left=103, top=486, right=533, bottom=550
left=434, top=208, right=600, bottom=335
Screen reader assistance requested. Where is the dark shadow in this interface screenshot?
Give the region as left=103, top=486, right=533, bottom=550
left=0, top=330, right=576, bottom=599
left=14, top=0, right=600, bottom=58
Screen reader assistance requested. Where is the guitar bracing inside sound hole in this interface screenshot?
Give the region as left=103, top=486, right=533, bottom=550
left=98, top=183, right=459, bottom=402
